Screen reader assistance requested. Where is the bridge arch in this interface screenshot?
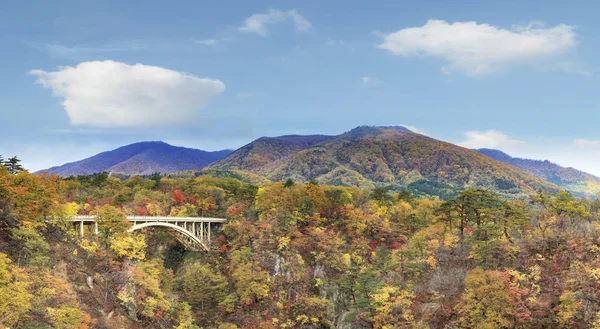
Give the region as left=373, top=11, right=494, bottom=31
left=128, top=222, right=209, bottom=251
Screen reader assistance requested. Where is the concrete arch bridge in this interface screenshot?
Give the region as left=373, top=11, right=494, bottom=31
left=71, top=215, right=227, bottom=251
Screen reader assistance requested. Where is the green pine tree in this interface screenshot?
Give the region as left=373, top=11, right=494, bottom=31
left=284, top=178, right=295, bottom=188
left=5, top=156, right=24, bottom=174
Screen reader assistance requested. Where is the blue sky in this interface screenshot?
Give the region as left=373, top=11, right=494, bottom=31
left=2, top=0, right=600, bottom=175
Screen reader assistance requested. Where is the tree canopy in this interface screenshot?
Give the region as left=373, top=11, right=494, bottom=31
left=1, top=165, right=600, bottom=328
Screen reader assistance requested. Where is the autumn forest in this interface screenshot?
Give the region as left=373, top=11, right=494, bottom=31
left=2, top=156, right=600, bottom=329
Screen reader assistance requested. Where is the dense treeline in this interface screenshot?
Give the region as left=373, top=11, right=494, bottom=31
left=2, top=164, right=600, bottom=328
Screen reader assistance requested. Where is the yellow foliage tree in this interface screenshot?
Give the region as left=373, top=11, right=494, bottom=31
left=92, top=204, right=131, bottom=235
left=47, top=302, right=92, bottom=329
left=556, top=291, right=583, bottom=328
left=231, top=247, right=270, bottom=306
left=109, top=232, right=147, bottom=260
left=371, top=286, right=414, bottom=329
left=0, top=252, right=32, bottom=327
left=459, top=269, right=516, bottom=329
left=119, top=260, right=172, bottom=320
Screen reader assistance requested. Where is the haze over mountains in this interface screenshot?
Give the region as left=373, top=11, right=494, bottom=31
left=40, top=141, right=232, bottom=176
left=477, top=148, right=600, bottom=196
left=39, top=126, right=600, bottom=198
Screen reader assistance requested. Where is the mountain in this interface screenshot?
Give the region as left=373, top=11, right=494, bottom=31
left=477, top=148, right=600, bottom=196
left=40, top=141, right=232, bottom=176
left=209, top=126, right=559, bottom=198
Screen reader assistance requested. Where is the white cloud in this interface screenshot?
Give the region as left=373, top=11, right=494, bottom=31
left=458, top=130, right=526, bottom=150
left=574, top=138, right=600, bottom=148
left=361, top=76, right=382, bottom=86
left=239, top=9, right=311, bottom=37
left=30, top=60, right=225, bottom=128
left=393, top=124, right=425, bottom=135
left=378, top=20, right=578, bottom=76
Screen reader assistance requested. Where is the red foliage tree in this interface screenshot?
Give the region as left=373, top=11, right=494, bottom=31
left=172, top=189, right=185, bottom=205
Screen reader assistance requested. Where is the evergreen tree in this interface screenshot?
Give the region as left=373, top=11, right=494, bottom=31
left=149, top=172, right=162, bottom=189
left=5, top=156, right=24, bottom=174
left=284, top=178, right=295, bottom=188
left=92, top=172, right=109, bottom=186
left=371, top=187, right=392, bottom=206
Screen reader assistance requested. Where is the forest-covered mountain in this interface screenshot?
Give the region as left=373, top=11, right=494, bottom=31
left=477, top=148, right=600, bottom=197
left=40, top=141, right=232, bottom=176
left=209, top=126, right=559, bottom=198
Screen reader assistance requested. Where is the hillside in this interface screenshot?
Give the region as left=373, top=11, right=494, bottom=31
left=40, top=141, right=232, bottom=176
left=5, top=165, right=600, bottom=328
left=209, top=126, right=559, bottom=198
left=477, top=148, right=600, bottom=196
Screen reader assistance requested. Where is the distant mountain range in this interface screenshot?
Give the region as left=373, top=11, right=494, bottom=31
left=41, top=127, right=600, bottom=198
left=209, top=126, right=559, bottom=198
left=477, top=148, right=600, bottom=196
left=39, top=142, right=232, bottom=176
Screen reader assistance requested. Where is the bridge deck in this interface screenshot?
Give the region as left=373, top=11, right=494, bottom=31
left=71, top=215, right=227, bottom=223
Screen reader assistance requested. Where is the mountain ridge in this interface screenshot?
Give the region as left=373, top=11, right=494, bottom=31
left=209, top=126, right=560, bottom=198
left=40, top=141, right=232, bottom=176
left=477, top=148, right=600, bottom=196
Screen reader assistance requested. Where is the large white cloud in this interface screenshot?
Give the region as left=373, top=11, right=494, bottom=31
left=30, top=60, right=225, bottom=128
left=239, top=9, right=311, bottom=37
left=458, top=130, right=525, bottom=150
left=378, top=20, right=578, bottom=76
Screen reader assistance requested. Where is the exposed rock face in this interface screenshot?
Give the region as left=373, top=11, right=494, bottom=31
left=313, top=263, right=327, bottom=298
left=118, top=262, right=139, bottom=321
left=119, top=281, right=138, bottom=321
left=86, top=275, right=94, bottom=289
